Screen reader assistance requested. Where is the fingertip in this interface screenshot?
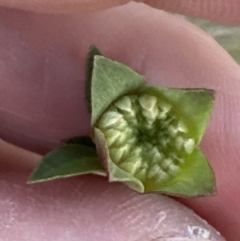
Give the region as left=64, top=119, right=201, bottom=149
left=0, top=172, right=226, bottom=241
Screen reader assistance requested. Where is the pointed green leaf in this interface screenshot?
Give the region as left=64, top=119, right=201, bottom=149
left=142, top=87, right=215, bottom=144
left=94, top=128, right=144, bottom=192
left=62, top=136, right=96, bottom=149
left=91, top=56, right=146, bottom=126
left=85, top=45, right=103, bottom=111
left=28, top=144, right=106, bottom=184
left=157, top=148, right=216, bottom=197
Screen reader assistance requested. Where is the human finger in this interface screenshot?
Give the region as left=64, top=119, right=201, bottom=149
left=0, top=0, right=239, bottom=25
left=145, top=0, right=240, bottom=25
left=0, top=141, right=225, bottom=241
left=0, top=3, right=240, bottom=240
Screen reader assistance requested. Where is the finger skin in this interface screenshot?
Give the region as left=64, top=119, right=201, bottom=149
left=0, top=0, right=239, bottom=26
left=0, top=139, right=39, bottom=171
left=0, top=3, right=240, bottom=240
left=0, top=142, right=225, bottom=241
left=0, top=174, right=224, bottom=241
left=0, top=0, right=133, bottom=13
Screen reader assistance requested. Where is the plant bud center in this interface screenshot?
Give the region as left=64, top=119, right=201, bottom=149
left=97, top=94, right=195, bottom=188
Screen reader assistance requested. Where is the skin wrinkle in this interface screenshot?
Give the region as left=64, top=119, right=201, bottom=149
left=0, top=109, right=74, bottom=136
left=0, top=2, right=239, bottom=240
left=0, top=118, right=66, bottom=154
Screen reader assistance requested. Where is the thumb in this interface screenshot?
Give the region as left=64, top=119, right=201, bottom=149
left=0, top=139, right=225, bottom=241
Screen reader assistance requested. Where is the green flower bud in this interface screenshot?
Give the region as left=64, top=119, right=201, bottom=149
left=28, top=45, right=216, bottom=198
left=95, top=87, right=215, bottom=196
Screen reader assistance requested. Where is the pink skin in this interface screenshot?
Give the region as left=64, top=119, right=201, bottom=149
left=0, top=1, right=240, bottom=240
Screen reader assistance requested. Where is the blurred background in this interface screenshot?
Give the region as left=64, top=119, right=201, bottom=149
left=186, top=17, right=240, bottom=64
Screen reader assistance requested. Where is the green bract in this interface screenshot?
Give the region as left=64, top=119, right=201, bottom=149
left=28, top=46, right=216, bottom=197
